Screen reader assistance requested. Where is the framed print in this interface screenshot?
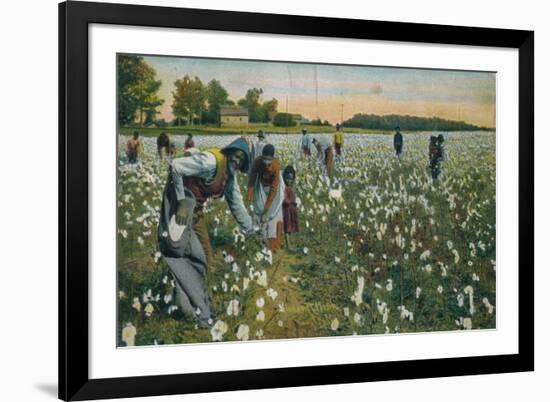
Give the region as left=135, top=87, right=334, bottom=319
left=59, top=1, right=534, bottom=400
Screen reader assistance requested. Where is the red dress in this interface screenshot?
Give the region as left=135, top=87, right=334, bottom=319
left=283, top=186, right=299, bottom=234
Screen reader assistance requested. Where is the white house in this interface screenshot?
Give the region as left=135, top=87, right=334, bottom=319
left=220, top=106, right=249, bottom=126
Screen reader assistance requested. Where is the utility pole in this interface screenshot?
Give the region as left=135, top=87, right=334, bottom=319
left=286, top=95, right=289, bottom=135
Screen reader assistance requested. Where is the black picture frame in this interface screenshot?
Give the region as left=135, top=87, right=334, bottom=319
left=59, top=1, right=534, bottom=400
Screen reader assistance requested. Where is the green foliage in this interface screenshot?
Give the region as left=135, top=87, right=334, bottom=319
left=205, top=79, right=229, bottom=124
left=238, top=88, right=265, bottom=122
left=307, top=117, right=332, bottom=126
left=171, top=75, right=206, bottom=126
left=117, top=55, right=164, bottom=126
left=344, top=113, right=489, bottom=131
left=258, top=98, right=278, bottom=123
left=273, top=112, right=298, bottom=127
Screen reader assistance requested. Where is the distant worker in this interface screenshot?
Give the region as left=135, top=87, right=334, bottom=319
left=312, top=137, right=334, bottom=178
left=333, top=124, right=344, bottom=158
left=184, top=133, right=195, bottom=151
left=157, top=132, right=171, bottom=160
left=126, top=131, right=143, bottom=164
left=251, top=130, right=268, bottom=161
left=300, top=128, right=312, bottom=157
left=393, top=126, right=403, bottom=157
left=430, top=134, right=446, bottom=180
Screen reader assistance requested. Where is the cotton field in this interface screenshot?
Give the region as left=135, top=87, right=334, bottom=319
left=117, top=131, right=496, bottom=346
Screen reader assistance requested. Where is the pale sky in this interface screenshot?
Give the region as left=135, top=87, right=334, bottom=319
left=143, top=55, right=496, bottom=128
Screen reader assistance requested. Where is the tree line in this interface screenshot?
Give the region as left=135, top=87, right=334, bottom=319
left=343, top=113, right=491, bottom=131
left=118, top=55, right=279, bottom=127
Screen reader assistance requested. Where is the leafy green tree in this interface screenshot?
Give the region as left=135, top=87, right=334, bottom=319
left=273, top=112, right=297, bottom=127
left=343, top=113, right=486, bottom=131
left=238, top=88, right=264, bottom=122
left=205, top=79, right=229, bottom=125
left=117, top=55, right=164, bottom=126
left=172, top=75, right=206, bottom=126
left=259, top=98, right=278, bottom=123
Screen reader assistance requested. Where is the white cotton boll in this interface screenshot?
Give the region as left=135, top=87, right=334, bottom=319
left=437, top=285, right=444, bottom=294
left=303, top=247, right=309, bottom=255
left=163, top=293, right=172, bottom=304
left=457, top=294, right=464, bottom=307
left=144, top=303, right=154, bottom=317
left=236, top=324, right=250, bottom=341
left=331, top=318, right=340, bottom=331
left=277, top=320, right=284, bottom=327
left=256, top=310, right=265, bottom=321
left=463, top=317, right=473, bottom=330
left=257, top=270, right=268, bottom=287
left=464, top=285, right=475, bottom=316
left=353, top=313, right=362, bottom=325
left=210, top=320, right=228, bottom=341
left=343, top=307, right=350, bottom=317
left=121, top=323, right=137, bottom=347
left=416, top=287, right=422, bottom=299
left=266, top=288, right=278, bottom=301
left=482, top=297, right=494, bottom=315
left=386, top=279, right=393, bottom=292
left=224, top=252, right=235, bottom=264
left=420, top=250, right=431, bottom=260
left=243, top=278, right=250, bottom=291
left=226, top=299, right=240, bottom=316
left=256, top=297, right=265, bottom=308
left=452, top=249, right=460, bottom=264
left=351, top=276, right=365, bottom=306
left=472, top=273, right=480, bottom=282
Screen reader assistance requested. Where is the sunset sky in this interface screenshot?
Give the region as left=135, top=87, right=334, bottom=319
left=144, top=55, right=496, bottom=128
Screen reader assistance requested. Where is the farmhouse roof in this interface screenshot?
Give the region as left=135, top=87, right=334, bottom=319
left=220, top=106, right=249, bottom=116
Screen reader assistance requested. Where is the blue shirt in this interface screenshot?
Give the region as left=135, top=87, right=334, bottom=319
left=301, top=133, right=312, bottom=149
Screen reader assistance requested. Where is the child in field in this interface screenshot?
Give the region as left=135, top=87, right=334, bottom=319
left=247, top=144, right=284, bottom=252
left=282, top=165, right=299, bottom=250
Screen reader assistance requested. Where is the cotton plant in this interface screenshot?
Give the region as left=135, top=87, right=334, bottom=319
left=117, top=132, right=496, bottom=344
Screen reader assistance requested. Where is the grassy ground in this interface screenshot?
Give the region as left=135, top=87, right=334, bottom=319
left=117, top=132, right=496, bottom=346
